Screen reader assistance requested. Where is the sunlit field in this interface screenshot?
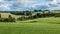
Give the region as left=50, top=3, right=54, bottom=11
left=0, top=13, right=60, bottom=34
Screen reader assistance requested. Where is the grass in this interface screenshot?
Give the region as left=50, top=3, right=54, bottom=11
left=0, top=13, right=60, bottom=34
left=0, top=23, right=60, bottom=34
left=0, top=17, right=60, bottom=34
left=18, top=17, right=60, bottom=24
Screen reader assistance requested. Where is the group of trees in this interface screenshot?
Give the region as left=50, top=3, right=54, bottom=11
left=0, top=14, right=15, bottom=22
left=17, top=13, right=60, bottom=21
left=16, top=10, right=60, bottom=21
left=0, top=10, right=60, bottom=22
left=10, top=11, right=32, bottom=16
left=0, top=12, right=59, bottom=22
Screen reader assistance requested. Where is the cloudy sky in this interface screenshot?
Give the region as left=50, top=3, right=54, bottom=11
left=0, top=0, right=60, bottom=11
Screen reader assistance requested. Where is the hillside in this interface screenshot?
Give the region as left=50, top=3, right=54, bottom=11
left=0, top=13, right=60, bottom=34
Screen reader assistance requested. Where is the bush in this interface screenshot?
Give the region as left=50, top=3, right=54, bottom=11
left=0, top=14, right=1, bottom=18
left=36, top=13, right=41, bottom=17
left=27, top=16, right=33, bottom=19
left=33, top=13, right=44, bottom=18
left=3, top=17, right=16, bottom=22
left=3, top=15, right=16, bottom=22
left=17, top=16, right=26, bottom=21
left=54, top=13, right=60, bottom=17
left=24, top=11, right=32, bottom=16
left=0, top=18, right=4, bottom=22
left=17, top=17, right=23, bottom=21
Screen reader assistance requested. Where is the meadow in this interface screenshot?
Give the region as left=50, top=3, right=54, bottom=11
left=0, top=13, right=60, bottom=34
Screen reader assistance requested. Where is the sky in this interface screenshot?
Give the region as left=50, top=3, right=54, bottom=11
left=0, top=0, right=60, bottom=11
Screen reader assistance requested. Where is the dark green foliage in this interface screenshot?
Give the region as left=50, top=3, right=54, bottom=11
left=32, top=15, right=38, bottom=19
left=4, top=17, right=16, bottom=22
left=24, top=11, right=32, bottom=16
left=33, top=13, right=56, bottom=18
left=28, top=13, right=41, bottom=19
left=17, top=13, right=55, bottom=21
left=0, top=15, right=16, bottom=22
left=0, top=10, right=60, bottom=22
left=10, top=11, right=24, bottom=15
left=0, top=14, right=1, bottom=18
left=17, top=17, right=23, bottom=21
left=7, top=15, right=16, bottom=22
left=34, top=10, right=42, bottom=12
left=9, top=15, right=11, bottom=17
left=17, top=16, right=26, bottom=21
left=36, top=13, right=44, bottom=18
left=28, top=16, right=34, bottom=19
left=54, top=13, right=60, bottom=17
left=49, top=13, right=55, bottom=17
left=10, top=11, right=32, bottom=16
left=0, top=18, right=4, bottom=22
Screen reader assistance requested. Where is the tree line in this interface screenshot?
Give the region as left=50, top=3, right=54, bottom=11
left=0, top=10, right=60, bottom=22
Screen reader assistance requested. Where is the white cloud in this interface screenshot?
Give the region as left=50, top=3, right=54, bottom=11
left=47, top=0, right=60, bottom=10
left=0, top=3, right=10, bottom=11
left=0, top=0, right=60, bottom=11
left=0, top=0, right=4, bottom=2
left=50, top=0, right=57, bottom=4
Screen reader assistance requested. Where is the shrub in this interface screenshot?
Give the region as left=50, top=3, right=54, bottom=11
left=27, top=16, right=33, bottom=19
left=3, top=17, right=16, bottom=22
left=17, top=17, right=23, bottom=21
left=33, top=13, right=44, bottom=18
left=36, top=13, right=41, bottom=17
left=3, top=15, right=16, bottom=22
left=24, top=11, right=32, bottom=16
left=17, top=16, right=26, bottom=21
left=0, top=18, right=4, bottom=22
left=54, top=13, right=60, bottom=17
left=0, top=14, right=1, bottom=18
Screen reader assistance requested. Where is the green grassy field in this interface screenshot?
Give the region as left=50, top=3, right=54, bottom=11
left=0, top=13, right=60, bottom=34
left=18, top=17, right=60, bottom=24
left=0, top=23, right=60, bottom=34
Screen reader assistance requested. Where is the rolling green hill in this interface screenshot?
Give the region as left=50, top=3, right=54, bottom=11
left=0, top=13, right=60, bottom=34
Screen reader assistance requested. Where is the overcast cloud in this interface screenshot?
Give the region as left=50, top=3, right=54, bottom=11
left=0, top=0, right=60, bottom=11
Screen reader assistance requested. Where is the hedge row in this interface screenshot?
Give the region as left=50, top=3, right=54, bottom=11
left=17, top=13, right=60, bottom=21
